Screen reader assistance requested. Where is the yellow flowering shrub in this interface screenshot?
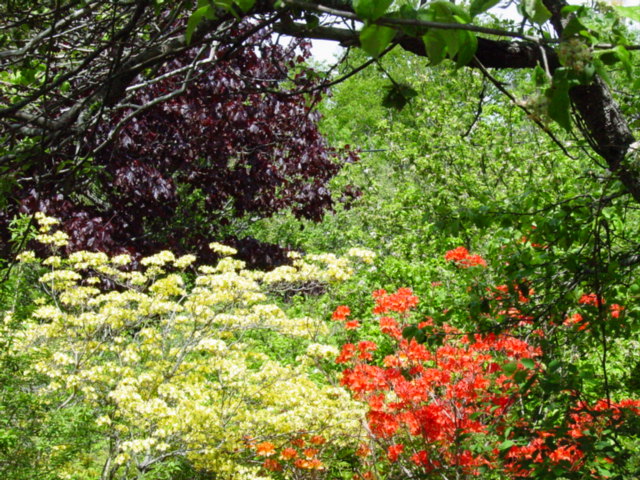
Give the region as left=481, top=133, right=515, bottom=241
left=11, top=216, right=372, bottom=479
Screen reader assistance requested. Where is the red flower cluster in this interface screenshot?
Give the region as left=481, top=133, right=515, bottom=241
left=563, top=293, right=625, bottom=330
left=578, top=293, right=624, bottom=319
left=506, top=398, right=640, bottom=476
left=333, top=285, right=639, bottom=478
left=491, top=283, right=535, bottom=326
left=332, top=305, right=360, bottom=329
left=372, top=288, right=419, bottom=315
left=578, top=293, right=604, bottom=306
left=252, top=435, right=329, bottom=473
left=444, top=246, right=487, bottom=267
left=338, top=288, right=541, bottom=476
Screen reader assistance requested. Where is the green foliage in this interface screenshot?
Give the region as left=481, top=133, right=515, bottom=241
left=359, top=24, right=396, bottom=57
left=352, top=0, right=393, bottom=21
left=251, top=47, right=640, bottom=475
left=4, top=1, right=640, bottom=478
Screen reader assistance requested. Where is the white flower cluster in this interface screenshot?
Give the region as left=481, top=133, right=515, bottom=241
left=209, top=242, right=238, bottom=256
left=305, top=343, right=340, bottom=360
left=35, top=211, right=59, bottom=232
left=347, top=247, right=376, bottom=264
left=12, top=219, right=372, bottom=478
left=558, top=38, right=592, bottom=73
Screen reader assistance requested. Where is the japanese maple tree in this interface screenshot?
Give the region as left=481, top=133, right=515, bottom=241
left=6, top=25, right=354, bottom=267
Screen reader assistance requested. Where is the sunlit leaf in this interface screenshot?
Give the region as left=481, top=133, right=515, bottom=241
left=360, top=24, right=396, bottom=57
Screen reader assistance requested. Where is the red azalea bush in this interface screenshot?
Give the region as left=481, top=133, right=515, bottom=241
left=329, top=247, right=640, bottom=479
left=333, top=288, right=542, bottom=478
left=444, top=246, right=487, bottom=268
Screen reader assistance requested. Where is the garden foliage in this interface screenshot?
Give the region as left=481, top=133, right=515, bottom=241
left=2, top=214, right=374, bottom=480
left=3, top=1, right=640, bottom=479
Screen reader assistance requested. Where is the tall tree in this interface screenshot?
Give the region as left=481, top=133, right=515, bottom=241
left=1, top=11, right=352, bottom=264
left=1, top=0, right=639, bottom=251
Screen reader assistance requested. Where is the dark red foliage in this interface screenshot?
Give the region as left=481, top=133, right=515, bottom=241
left=5, top=25, right=352, bottom=268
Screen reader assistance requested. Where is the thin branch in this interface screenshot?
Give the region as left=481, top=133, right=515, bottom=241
left=283, top=0, right=542, bottom=41
left=472, top=56, right=574, bottom=159
left=461, top=82, right=486, bottom=138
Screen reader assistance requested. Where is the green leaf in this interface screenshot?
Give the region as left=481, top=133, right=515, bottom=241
left=353, top=0, right=393, bottom=21
left=615, top=45, right=632, bottom=77
left=382, top=83, right=418, bottom=111
left=514, top=369, right=528, bottom=384
left=561, top=5, right=582, bottom=15
left=431, top=1, right=471, bottom=23
left=562, top=16, right=587, bottom=39
left=614, top=6, right=640, bottom=23
left=455, top=31, right=477, bottom=67
left=547, top=359, right=562, bottom=372
left=520, top=373, right=538, bottom=393
left=441, top=30, right=461, bottom=59
left=596, top=466, right=613, bottom=477
left=592, top=58, right=611, bottom=84
left=396, top=5, right=424, bottom=36
left=533, top=65, right=547, bottom=86
left=304, top=14, right=320, bottom=30
left=503, top=362, right=518, bottom=375
left=402, top=325, right=419, bottom=340
left=422, top=30, right=447, bottom=65
left=186, top=5, right=216, bottom=45
left=546, top=69, right=573, bottom=132
left=499, top=439, right=515, bottom=450
left=469, top=0, right=500, bottom=17
left=521, top=358, right=535, bottom=369
left=598, top=50, right=619, bottom=66
left=523, top=0, right=551, bottom=25
left=360, top=24, right=396, bottom=57
left=233, top=0, right=255, bottom=13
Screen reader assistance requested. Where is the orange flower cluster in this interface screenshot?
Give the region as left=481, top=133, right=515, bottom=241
left=332, top=305, right=360, bottom=329
left=444, top=246, right=487, bottom=268
left=563, top=293, right=624, bottom=330
left=335, top=283, right=638, bottom=478
left=255, top=441, right=276, bottom=457
left=506, top=398, right=640, bottom=476
left=332, top=305, right=351, bottom=321
left=252, top=435, right=328, bottom=473
left=337, top=288, right=541, bottom=476
left=372, top=288, right=419, bottom=315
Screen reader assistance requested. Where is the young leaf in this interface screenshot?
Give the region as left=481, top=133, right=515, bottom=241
left=423, top=30, right=446, bottom=65
left=353, top=0, right=394, bottom=21
left=360, top=24, right=396, bottom=57
left=470, top=0, right=500, bottom=18
left=186, top=5, right=215, bottom=45
left=614, top=6, right=640, bottom=23
left=234, top=0, right=255, bottom=13
left=523, top=0, right=551, bottom=25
